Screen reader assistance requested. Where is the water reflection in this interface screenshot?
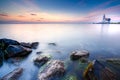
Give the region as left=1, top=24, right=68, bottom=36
left=101, top=24, right=109, bottom=37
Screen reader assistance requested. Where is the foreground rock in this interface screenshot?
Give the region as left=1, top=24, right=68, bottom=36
left=0, top=38, right=20, bottom=50
left=38, top=60, right=65, bottom=80
left=34, top=55, right=50, bottom=67
left=83, top=60, right=116, bottom=80
left=6, top=45, right=32, bottom=58
left=1, top=68, right=23, bottom=80
left=70, top=50, right=89, bottom=60
left=20, top=42, right=39, bottom=49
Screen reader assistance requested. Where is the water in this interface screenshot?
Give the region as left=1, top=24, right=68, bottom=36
left=0, top=24, right=120, bottom=80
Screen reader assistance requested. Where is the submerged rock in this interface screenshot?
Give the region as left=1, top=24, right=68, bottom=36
left=70, top=50, right=89, bottom=60
left=48, top=43, right=57, bottom=46
left=20, top=42, right=39, bottom=49
left=106, top=58, right=120, bottom=65
left=6, top=45, right=32, bottom=58
left=1, top=68, right=23, bottom=80
left=34, top=55, right=50, bottom=67
left=38, top=60, right=65, bottom=80
left=36, top=51, right=43, bottom=54
left=83, top=60, right=116, bottom=80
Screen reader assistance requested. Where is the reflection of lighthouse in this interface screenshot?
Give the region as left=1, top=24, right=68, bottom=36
left=101, top=24, right=109, bottom=37
left=102, top=14, right=111, bottom=24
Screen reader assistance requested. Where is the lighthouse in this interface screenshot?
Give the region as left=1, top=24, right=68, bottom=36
left=102, top=14, right=111, bottom=24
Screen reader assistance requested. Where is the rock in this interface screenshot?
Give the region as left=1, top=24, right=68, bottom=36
left=83, top=60, right=116, bottom=80
left=1, top=68, right=23, bottom=80
left=0, top=38, right=19, bottom=50
left=36, top=51, right=43, bottom=54
left=20, top=42, right=39, bottom=49
left=34, top=55, right=50, bottom=67
left=31, top=42, right=39, bottom=49
left=6, top=45, right=32, bottom=58
left=48, top=43, right=56, bottom=46
left=0, top=49, right=3, bottom=67
left=20, top=42, right=31, bottom=48
left=38, top=60, right=65, bottom=80
left=70, top=50, right=89, bottom=60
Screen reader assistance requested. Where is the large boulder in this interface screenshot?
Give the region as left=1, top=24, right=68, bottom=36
left=0, top=49, right=3, bottom=66
left=38, top=60, right=65, bottom=80
left=34, top=55, right=50, bottom=67
left=6, top=45, right=32, bottom=58
left=70, top=50, right=89, bottom=60
left=1, top=68, right=23, bottom=80
left=0, top=38, right=19, bottom=50
left=20, top=42, right=39, bottom=49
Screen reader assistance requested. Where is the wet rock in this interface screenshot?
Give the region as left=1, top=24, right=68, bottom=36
left=20, top=42, right=39, bottom=49
left=83, top=60, right=116, bottom=80
left=38, top=60, right=65, bottom=80
left=1, top=68, right=23, bottom=80
left=48, top=43, right=56, bottom=46
left=70, top=50, right=89, bottom=60
left=20, top=42, right=31, bottom=48
left=31, top=42, right=39, bottom=49
left=6, top=45, right=32, bottom=58
left=34, top=55, right=50, bottom=66
left=0, top=50, right=3, bottom=67
left=36, top=51, right=43, bottom=54
left=0, top=38, right=19, bottom=50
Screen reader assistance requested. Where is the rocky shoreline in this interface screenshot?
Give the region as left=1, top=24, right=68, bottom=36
left=0, top=38, right=119, bottom=80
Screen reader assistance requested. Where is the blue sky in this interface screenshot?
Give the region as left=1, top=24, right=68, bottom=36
left=0, top=0, right=120, bottom=23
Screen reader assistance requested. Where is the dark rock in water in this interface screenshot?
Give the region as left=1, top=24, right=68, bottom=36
left=48, top=43, right=56, bottom=46
left=31, top=42, right=39, bottom=49
left=1, top=68, right=23, bottom=80
left=38, top=60, right=65, bottom=80
left=70, top=50, right=89, bottom=60
left=20, top=42, right=32, bottom=48
left=34, top=55, right=50, bottom=67
left=20, top=42, right=39, bottom=49
left=36, top=51, right=43, bottom=54
left=6, top=45, right=32, bottom=58
left=0, top=38, right=19, bottom=50
left=0, top=49, right=3, bottom=67
left=83, top=60, right=116, bottom=80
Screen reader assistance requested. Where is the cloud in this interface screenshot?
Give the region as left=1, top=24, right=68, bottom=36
left=30, top=13, right=37, bottom=16
left=18, top=15, right=25, bottom=17
left=0, top=13, right=8, bottom=17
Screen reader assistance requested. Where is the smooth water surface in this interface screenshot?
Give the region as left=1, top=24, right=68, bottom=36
left=0, top=24, right=120, bottom=80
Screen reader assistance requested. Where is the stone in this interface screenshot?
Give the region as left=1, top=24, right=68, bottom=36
left=0, top=49, right=3, bottom=67
left=20, top=42, right=39, bottom=49
left=70, top=50, right=89, bottom=60
left=1, top=68, right=23, bottom=80
left=6, top=45, right=32, bottom=58
left=36, top=51, right=43, bottom=54
left=34, top=55, right=50, bottom=66
left=83, top=60, right=116, bottom=80
left=0, top=38, right=19, bottom=50
left=38, top=60, right=65, bottom=80
left=31, top=42, right=39, bottom=49
left=48, top=43, right=56, bottom=46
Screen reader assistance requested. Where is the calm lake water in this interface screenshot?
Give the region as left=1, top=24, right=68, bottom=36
left=0, top=24, right=120, bottom=80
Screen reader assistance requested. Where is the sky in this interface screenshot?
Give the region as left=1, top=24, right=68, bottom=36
left=0, top=0, right=120, bottom=23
